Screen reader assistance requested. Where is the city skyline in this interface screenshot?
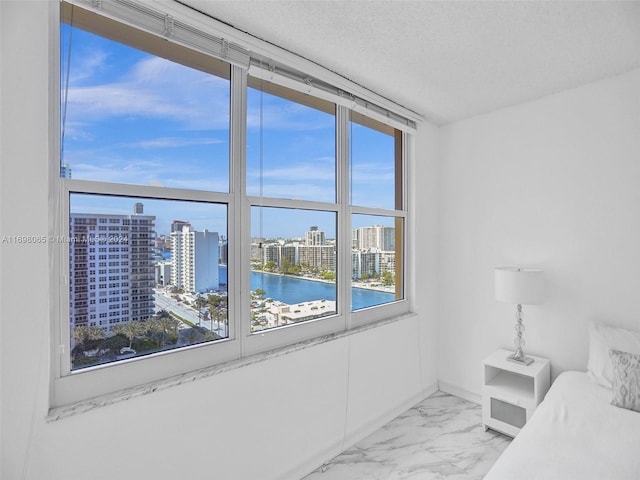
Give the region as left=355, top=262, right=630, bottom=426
left=71, top=194, right=396, bottom=241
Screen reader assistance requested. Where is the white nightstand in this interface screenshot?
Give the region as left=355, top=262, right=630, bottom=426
left=482, top=349, right=551, bottom=437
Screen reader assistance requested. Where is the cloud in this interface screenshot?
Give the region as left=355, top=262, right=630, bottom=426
left=247, top=89, right=335, bottom=131
left=63, top=54, right=230, bottom=132
left=248, top=158, right=335, bottom=182
left=67, top=147, right=229, bottom=192
left=351, top=162, right=395, bottom=183
left=130, top=137, right=225, bottom=148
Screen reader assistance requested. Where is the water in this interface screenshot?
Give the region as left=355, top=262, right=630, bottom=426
left=219, top=266, right=395, bottom=310
left=250, top=271, right=395, bottom=310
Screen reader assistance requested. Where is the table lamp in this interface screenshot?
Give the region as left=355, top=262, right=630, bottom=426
left=495, top=267, right=545, bottom=365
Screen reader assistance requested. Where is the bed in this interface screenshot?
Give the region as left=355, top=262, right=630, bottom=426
left=484, top=322, right=640, bottom=480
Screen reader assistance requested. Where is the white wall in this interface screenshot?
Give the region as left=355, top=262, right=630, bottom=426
left=438, top=68, right=640, bottom=397
left=0, top=2, right=439, bottom=479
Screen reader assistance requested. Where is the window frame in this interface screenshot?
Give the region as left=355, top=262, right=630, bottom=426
left=51, top=0, right=416, bottom=409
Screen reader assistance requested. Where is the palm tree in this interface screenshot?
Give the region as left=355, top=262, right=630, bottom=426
left=149, top=313, right=180, bottom=347
left=194, top=296, right=207, bottom=326
left=207, top=294, right=228, bottom=335
left=112, top=321, right=146, bottom=350
left=73, top=325, right=105, bottom=347
left=219, top=307, right=229, bottom=337
left=180, top=327, right=203, bottom=346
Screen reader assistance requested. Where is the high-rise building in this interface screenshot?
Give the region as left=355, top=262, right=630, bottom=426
left=353, top=224, right=395, bottom=251
left=305, top=226, right=325, bottom=246
left=299, top=226, right=335, bottom=272
left=298, top=244, right=336, bottom=272
left=219, top=236, right=228, bottom=266
left=171, top=224, right=219, bottom=293
left=352, top=249, right=380, bottom=279
left=170, top=220, right=190, bottom=232
left=155, top=261, right=172, bottom=286
left=261, top=242, right=298, bottom=269
left=69, top=205, right=156, bottom=335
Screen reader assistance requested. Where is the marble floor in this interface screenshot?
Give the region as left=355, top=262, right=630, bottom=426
left=303, top=391, right=511, bottom=480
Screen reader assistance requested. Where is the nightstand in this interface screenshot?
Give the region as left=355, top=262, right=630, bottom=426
left=482, top=349, right=551, bottom=437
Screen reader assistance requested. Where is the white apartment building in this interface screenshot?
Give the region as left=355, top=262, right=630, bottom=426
left=155, top=260, right=172, bottom=286
left=351, top=225, right=397, bottom=279
left=171, top=224, right=219, bottom=293
left=298, top=244, right=336, bottom=272
left=305, top=226, right=325, bottom=246
left=353, top=224, right=395, bottom=251
left=69, top=206, right=156, bottom=335
left=261, top=242, right=299, bottom=268
left=352, top=249, right=380, bottom=279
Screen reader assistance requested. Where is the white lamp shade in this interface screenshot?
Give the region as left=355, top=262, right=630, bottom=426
left=495, top=267, right=545, bottom=305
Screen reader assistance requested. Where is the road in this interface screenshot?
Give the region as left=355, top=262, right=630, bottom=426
left=154, top=290, right=201, bottom=327
left=154, top=289, right=228, bottom=337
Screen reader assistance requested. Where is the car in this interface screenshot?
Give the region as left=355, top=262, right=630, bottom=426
left=119, top=347, right=136, bottom=355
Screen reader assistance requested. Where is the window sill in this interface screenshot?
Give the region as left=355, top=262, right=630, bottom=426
left=47, top=311, right=416, bottom=422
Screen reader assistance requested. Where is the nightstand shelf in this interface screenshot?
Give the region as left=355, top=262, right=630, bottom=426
left=482, top=349, right=550, bottom=437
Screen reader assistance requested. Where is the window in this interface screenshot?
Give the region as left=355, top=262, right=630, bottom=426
left=69, top=193, right=229, bottom=371
left=250, top=207, right=337, bottom=333
left=60, top=5, right=231, bottom=191
left=53, top=0, right=414, bottom=407
left=246, top=78, right=339, bottom=341
left=246, top=80, right=336, bottom=202
left=350, top=115, right=405, bottom=315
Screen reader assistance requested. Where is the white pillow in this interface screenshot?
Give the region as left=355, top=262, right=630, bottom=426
left=587, top=321, right=640, bottom=389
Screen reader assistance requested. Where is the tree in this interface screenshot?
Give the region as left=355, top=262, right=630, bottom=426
left=149, top=312, right=180, bottom=347
left=207, top=294, right=228, bottom=335
left=73, top=325, right=105, bottom=347
left=299, top=261, right=311, bottom=274
left=382, top=271, right=394, bottom=286
left=253, top=288, right=266, bottom=299
left=112, top=321, right=146, bottom=350
left=279, top=257, right=291, bottom=274
left=194, top=296, right=207, bottom=326
left=320, top=270, right=336, bottom=281
left=179, top=326, right=206, bottom=346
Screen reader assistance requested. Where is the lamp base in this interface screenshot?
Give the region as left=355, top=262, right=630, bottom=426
left=506, top=353, right=534, bottom=366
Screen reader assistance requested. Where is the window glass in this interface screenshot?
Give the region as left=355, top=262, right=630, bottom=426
left=246, top=79, right=336, bottom=202
left=60, top=23, right=230, bottom=191
left=351, top=214, right=403, bottom=310
left=350, top=113, right=401, bottom=210
left=250, top=207, right=337, bottom=332
left=69, top=193, right=228, bottom=370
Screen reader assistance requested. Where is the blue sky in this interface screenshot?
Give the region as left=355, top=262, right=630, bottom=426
left=62, top=24, right=397, bottom=238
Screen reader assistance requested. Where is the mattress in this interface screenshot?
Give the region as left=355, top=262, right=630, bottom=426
left=484, top=370, right=640, bottom=480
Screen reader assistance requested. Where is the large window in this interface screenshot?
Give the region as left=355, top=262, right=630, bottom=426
left=54, top=0, right=413, bottom=406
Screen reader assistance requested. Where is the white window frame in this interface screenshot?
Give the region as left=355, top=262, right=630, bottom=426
left=51, top=0, right=417, bottom=409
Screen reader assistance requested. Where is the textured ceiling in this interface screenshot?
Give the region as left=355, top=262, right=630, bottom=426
left=182, top=0, right=640, bottom=124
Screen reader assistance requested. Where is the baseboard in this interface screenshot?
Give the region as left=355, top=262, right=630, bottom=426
left=438, top=381, right=481, bottom=404
left=281, top=382, right=438, bottom=480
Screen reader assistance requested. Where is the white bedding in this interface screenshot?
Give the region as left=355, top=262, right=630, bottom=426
left=484, top=370, right=640, bottom=480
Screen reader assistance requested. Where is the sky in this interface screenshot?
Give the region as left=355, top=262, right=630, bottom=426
left=61, top=24, right=397, bottom=239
